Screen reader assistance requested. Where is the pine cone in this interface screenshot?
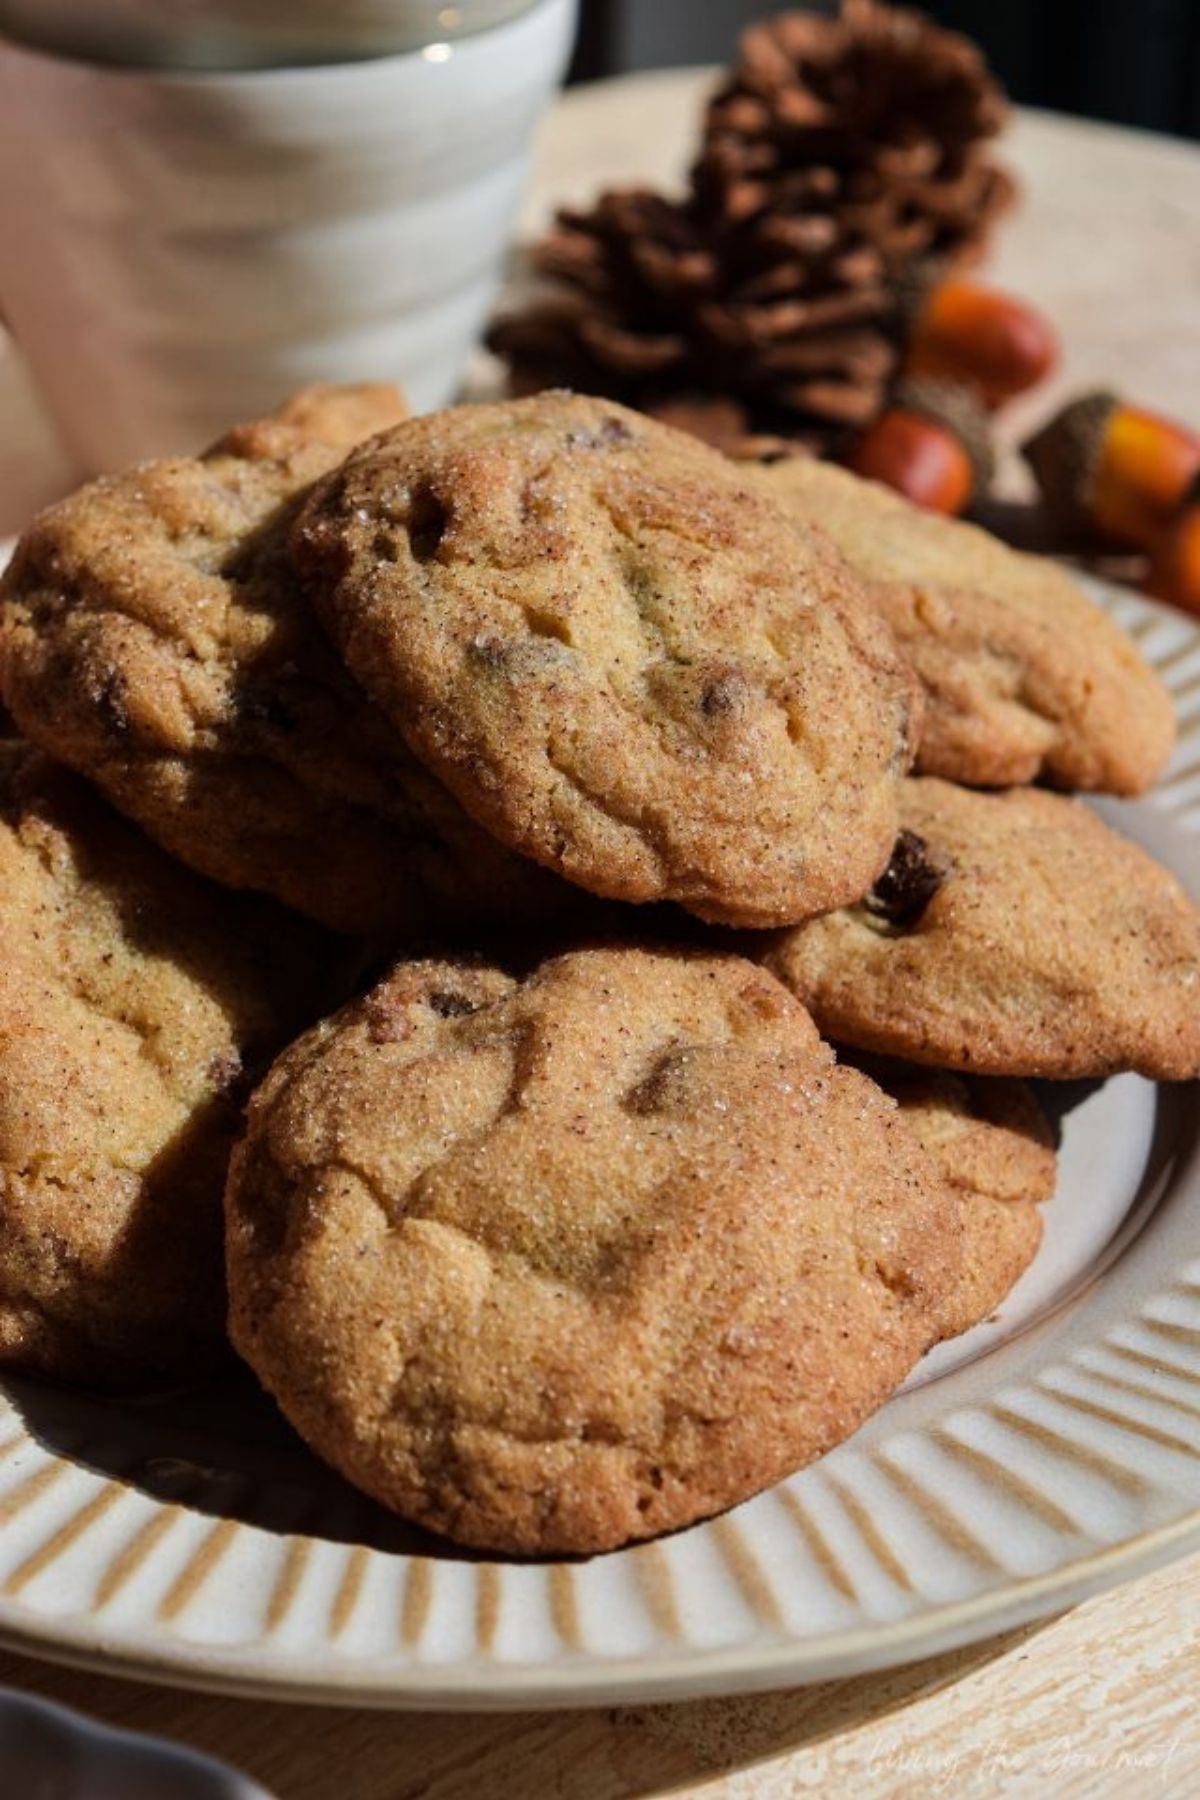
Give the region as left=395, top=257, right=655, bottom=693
left=490, top=191, right=706, bottom=396
left=698, top=1, right=1014, bottom=274
left=487, top=2, right=1014, bottom=456
left=487, top=181, right=897, bottom=454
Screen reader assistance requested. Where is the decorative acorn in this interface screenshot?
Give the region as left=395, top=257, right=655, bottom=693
left=903, top=277, right=1058, bottom=408
left=1024, top=392, right=1200, bottom=548
left=847, top=377, right=992, bottom=514
left=1145, top=503, right=1200, bottom=616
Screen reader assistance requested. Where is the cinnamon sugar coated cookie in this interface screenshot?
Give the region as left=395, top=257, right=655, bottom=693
left=0, top=744, right=346, bottom=1384
left=853, top=1059, right=1055, bottom=1335
left=763, top=779, right=1200, bottom=1079
left=0, top=384, right=569, bottom=938
left=293, top=393, right=920, bottom=926
left=226, top=946, right=966, bottom=1554
left=752, top=455, right=1175, bottom=793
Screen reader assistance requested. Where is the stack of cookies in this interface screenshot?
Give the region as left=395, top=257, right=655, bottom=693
left=0, top=386, right=1196, bottom=1557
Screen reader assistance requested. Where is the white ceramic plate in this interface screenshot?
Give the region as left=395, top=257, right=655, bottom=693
left=0, top=567, right=1197, bottom=1708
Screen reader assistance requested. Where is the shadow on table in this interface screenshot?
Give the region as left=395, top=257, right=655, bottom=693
left=598, top=1621, right=1049, bottom=1795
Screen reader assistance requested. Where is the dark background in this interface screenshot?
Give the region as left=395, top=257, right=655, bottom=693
left=569, top=0, right=1200, bottom=139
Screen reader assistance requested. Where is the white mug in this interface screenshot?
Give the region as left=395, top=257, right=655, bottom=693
left=0, top=0, right=576, bottom=472
left=0, top=1, right=541, bottom=68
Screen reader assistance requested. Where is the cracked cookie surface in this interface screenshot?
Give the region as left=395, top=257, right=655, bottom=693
left=0, top=384, right=569, bottom=939
left=226, top=944, right=964, bottom=1554
left=293, top=393, right=920, bottom=926
left=752, top=456, right=1174, bottom=793
left=0, top=744, right=346, bottom=1385
left=762, top=778, right=1200, bottom=1079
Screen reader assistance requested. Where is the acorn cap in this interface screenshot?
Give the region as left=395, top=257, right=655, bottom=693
left=892, top=257, right=954, bottom=339
left=892, top=375, right=995, bottom=496
left=1022, top=390, right=1116, bottom=532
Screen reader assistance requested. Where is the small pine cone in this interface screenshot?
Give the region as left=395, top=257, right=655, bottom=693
left=488, top=190, right=706, bottom=398
left=487, top=182, right=899, bottom=454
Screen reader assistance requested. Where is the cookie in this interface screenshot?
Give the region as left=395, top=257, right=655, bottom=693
left=293, top=393, right=920, bottom=927
left=226, top=945, right=965, bottom=1555
left=267, top=380, right=412, bottom=448
left=0, top=385, right=569, bottom=939
left=752, top=455, right=1174, bottom=793
left=762, top=778, right=1200, bottom=1079
left=0, top=744, right=347, bottom=1385
left=850, top=1057, right=1055, bottom=1336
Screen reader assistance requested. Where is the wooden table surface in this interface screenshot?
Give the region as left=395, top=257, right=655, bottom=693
left=1, top=70, right=1199, bottom=1800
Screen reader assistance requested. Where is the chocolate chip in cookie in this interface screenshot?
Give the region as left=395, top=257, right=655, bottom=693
left=762, top=778, right=1200, bottom=1080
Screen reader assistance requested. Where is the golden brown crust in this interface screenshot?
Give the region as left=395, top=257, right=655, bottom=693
left=0, top=385, right=570, bottom=940
left=850, top=1057, right=1055, bottom=1336
left=263, top=380, right=412, bottom=449
left=753, top=456, right=1175, bottom=793
left=763, top=778, right=1200, bottom=1080
left=293, top=394, right=921, bottom=926
left=0, top=743, right=347, bottom=1385
left=226, top=945, right=964, bottom=1555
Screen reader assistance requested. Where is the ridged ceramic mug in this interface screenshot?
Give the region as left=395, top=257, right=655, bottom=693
left=0, top=1, right=541, bottom=67
left=0, top=0, right=576, bottom=472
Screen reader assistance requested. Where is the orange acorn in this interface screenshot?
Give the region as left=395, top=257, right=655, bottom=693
left=847, top=379, right=992, bottom=516
left=1145, top=502, right=1200, bottom=616
left=905, top=277, right=1059, bottom=408
left=1024, top=391, right=1200, bottom=549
